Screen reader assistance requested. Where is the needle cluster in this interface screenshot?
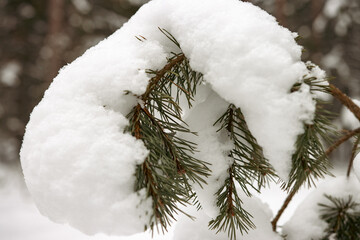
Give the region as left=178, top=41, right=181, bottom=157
left=319, top=195, right=360, bottom=240
left=126, top=29, right=209, bottom=232
left=209, top=104, right=275, bottom=239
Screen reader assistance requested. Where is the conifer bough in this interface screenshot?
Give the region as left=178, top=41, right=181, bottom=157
left=20, top=0, right=360, bottom=239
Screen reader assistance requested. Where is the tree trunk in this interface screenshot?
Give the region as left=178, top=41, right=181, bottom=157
left=46, top=0, right=65, bottom=83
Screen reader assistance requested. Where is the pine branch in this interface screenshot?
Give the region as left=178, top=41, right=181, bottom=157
left=286, top=69, right=336, bottom=191
left=273, top=73, right=336, bottom=232
left=209, top=104, right=275, bottom=239
left=141, top=53, right=185, bottom=103
left=129, top=104, right=194, bottom=231
left=209, top=167, right=255, bottom=240
left=319, top=195, right=360, bottom=240
left=272, top=103, right=337, bottom=231
left=271, top=107, right=332, bottom=232
left=126, top=29, right=209, bottom=232
left=216, top=104, right=275, bottom=188
left=271, top=112, right=340, bottom=233
left=283, top=103, right=335, bottom=191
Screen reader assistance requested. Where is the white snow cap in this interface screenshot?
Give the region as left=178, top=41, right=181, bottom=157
left=21, top=0, right=318, bottom=236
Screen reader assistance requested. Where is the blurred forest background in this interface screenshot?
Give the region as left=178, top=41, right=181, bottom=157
left=0, top=0, right=359, bottom=171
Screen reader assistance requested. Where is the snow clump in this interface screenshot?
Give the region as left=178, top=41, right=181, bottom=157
left=21, top=0, right=320, bottom=236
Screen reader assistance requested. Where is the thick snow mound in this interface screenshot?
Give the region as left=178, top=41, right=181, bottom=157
left=282, top=175, right=360, bottom=240
left=21, top=0, right=317, bottom=236
left=173, top=193, right=282, bottom=240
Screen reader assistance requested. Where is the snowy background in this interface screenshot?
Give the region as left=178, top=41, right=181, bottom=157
left=1, top=163, right=321, bottom=240
left=1, top=0, right=360, bottom=239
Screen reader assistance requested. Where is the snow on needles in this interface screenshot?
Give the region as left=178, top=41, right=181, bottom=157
left=282, top=175, right=360, bottom=240
left=21, top=0, right=318, bottom=236
left=173, top=191, right=282, bottom=240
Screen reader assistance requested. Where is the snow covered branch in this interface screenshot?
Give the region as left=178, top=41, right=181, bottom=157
left=20, top=0, right=360, bottom=239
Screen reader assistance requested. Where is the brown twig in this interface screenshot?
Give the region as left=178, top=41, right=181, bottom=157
left=227, top=166, right=235, bottom=217
left=226, top=107, right=234, bottom=133
left=133, top=104, right=142, bottom=139
left=347, top=135, right=360, bottom=177
left=325, top=127, right=360, bottom=156
left=142, top=54, right=185, bottom=103
left=165, top=76, right=192, bottom=97
left=142, top=161, right=164, bottom=223
left=329, top=84, right=360, bottom=122
left=131, top=54, right=186, bottom=141
left=271, top=187, right=298, bottom=231
left=224, top=108, right=235, bottom=217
